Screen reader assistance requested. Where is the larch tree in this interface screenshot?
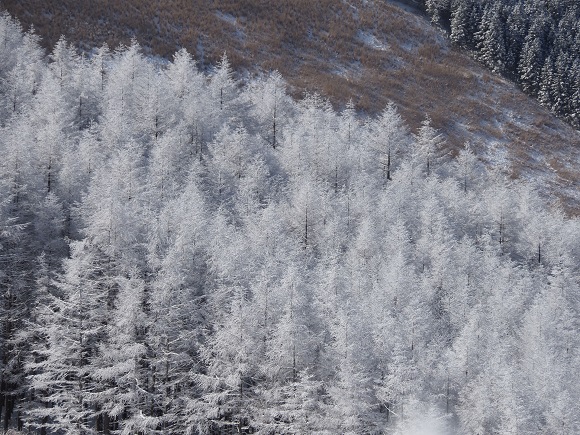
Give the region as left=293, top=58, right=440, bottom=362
left=245, top=70, right=293, bottom=150
left=91, top=273, right=149, bottom=435
left=413, top=117, right=445, bottom=177
left=368, top=102, right=409, bottom=184
left=26, top=240, right=113, bottom=434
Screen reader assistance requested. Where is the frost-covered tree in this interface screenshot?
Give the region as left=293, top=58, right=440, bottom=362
left=91, top=273, right=148, bottom=434
left=245, top=70, right=293, bottom=149
left=368, top=102, right=409, bottom=183
left=26, top=240, right=113, bottom=433
left=413, top=116, right=445, bottom=176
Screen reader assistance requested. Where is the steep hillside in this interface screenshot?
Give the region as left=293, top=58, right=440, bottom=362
left=3, top=0, right=580, bottom=210
left=0, top=15, right=579, bottom=432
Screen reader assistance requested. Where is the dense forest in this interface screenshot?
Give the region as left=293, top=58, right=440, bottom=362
left=421, top=0, right=580, bottom=127
left=0, top=12, right=579, bottom=434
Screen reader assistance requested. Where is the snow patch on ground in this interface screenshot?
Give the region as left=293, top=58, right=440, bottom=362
left=357, top=30, right=388, bottom=51
left=331, top=61, right=363, bottom=79
left=215, top=11, right=246, bottom=41
left=215, top=11, right=237, bottom=25
left=386, top=0, right=423, bottom=14
left=399, top=39, right=419, bottom=53
left=391, top=400, right=452, bottom=435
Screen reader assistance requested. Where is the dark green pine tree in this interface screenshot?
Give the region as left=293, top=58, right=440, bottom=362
left=475, top=4, right=508, bottom=74
left=449, top=0, right=471, bottom=47
left=538, top=55, right=555, bottom=108
left=551, top=50, right=573, bottom=116
left=518, top=27, right=547, bottom=96
left=504, top=2, right=528, bottom=76
left=570, top=58, right=580, bottom=126
left=425, top=0, right=452, bottom=28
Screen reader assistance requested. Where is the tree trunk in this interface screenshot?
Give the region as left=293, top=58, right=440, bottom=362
left=304, top=208, right=308, bottom=247
left=387, top=148, right=392, bottom=181
left=103, top=413, right=111, bottom=435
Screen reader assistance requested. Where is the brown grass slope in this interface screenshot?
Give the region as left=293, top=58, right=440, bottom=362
left=4, top=0, right=580, bottom=212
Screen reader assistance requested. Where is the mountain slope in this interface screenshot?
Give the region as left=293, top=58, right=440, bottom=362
left=3, top=0, right=580, bottom=210
left=0, top=15, right=579, bottom=432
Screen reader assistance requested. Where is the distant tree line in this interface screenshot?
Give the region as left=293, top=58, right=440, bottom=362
left=421, top=0, right=580, bottom=127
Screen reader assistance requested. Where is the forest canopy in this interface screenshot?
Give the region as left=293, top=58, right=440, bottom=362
left=0, top=12, right=579, bottom=434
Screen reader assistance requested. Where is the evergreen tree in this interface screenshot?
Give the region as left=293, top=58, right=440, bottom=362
left=518, top=22, right=548, bottom=96
left=475, top=4, right=507, bottom=74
